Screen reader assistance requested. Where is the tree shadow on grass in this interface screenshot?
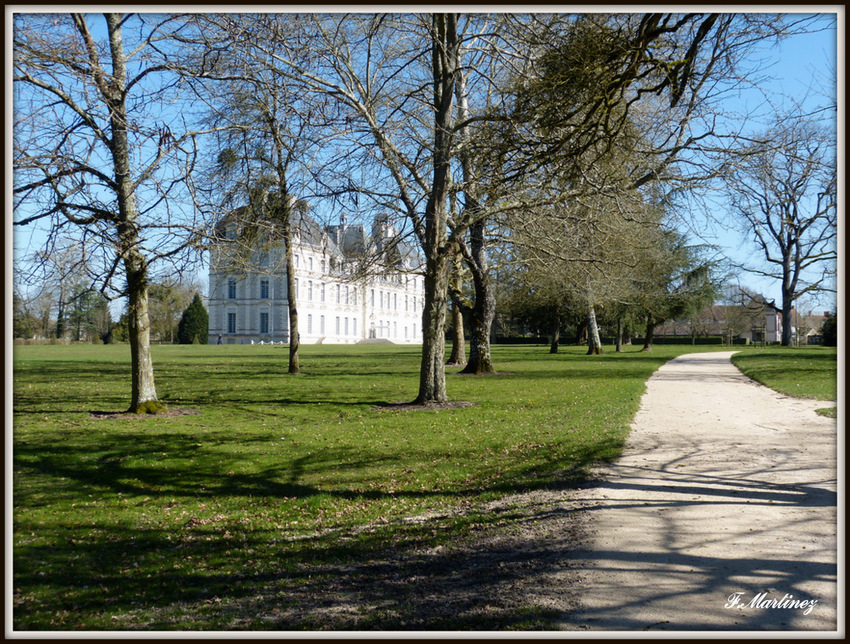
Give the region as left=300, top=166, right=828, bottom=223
left=12, top=449, right=837, bottom=631
left=12, top=430, right=606, bottom=508
left=12, top=432, right=612, bottom=630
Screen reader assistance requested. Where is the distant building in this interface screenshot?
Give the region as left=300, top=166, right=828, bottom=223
left=788, top=309, right=832, bottom=345
left=207, top=200, right=424, bottom=345
left=655, top=298, right=782, bottom=343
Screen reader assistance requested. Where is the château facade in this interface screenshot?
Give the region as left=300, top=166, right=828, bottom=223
left=207, top=201, right=425, bottom=345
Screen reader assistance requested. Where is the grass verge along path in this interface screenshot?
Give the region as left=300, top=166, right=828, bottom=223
left=731, top=346, right=838, bottom=417
left=14, top=342, right=726, bottom=630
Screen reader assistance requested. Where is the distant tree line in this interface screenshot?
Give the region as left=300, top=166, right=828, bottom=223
left=14, top=276, right=207, bottom=345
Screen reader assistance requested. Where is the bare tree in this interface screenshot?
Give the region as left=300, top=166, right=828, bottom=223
left=194, top=13, right=467, bottom=403
left=14, top=13, right=207, bottom=412
left=723, top=114, right=837, bottom=346
left=181, top=14, right=325, bottom=373
left=453, top=13, right=798, bottom=367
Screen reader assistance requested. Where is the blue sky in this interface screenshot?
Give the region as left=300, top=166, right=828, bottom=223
left=685, top=11, right=840, bottom=314
left=8, top=8, right=842, bottom=319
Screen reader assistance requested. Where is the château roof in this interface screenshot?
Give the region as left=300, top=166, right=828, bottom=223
left=213, top=195, right=420, bottom=270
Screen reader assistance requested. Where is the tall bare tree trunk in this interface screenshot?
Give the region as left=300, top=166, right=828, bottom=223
left=280, top=194, right=300, bottom=374
left=417, top=255, right=451, bottom=403
left=641, top=315, right=656, bottom=352
left=781, top=264, right=795, bottom=346
left=455, top=59, right=496, bottom=376
left=615, top=316, right=624, bottom=352
left=446, top=249, right=467, bottom=366
left=447, top=302, right=467, bottom=366
left=55, top=286, right=67, bottom=340
left=586, top=306, right=603, bottom=355
left=549, top=313, right=561, bottom=354
left=123, top=242, right=160, bottom=412
left=414, top=13, right=458, bottom=404
left=106, top=14, right=161, bottom=413
left=459, top=220, right=496, bottom=374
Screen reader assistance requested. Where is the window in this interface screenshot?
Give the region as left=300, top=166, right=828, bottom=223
left=371, top=289, right=375, bottom=307
left=294, top=278, right=299, bottom=297
left=344, top=317, right=349, bottom=335
left=260, top=279, right=269, bottom=299
left=353, top=290, right=357, bottom=306
left=405, top=295, right=409, bottom=311
left=379, top=290, right=383, bottom=309
left=345, top=285, right=349, bottom=305
left=321, top=283, right=326, bottom=302
left=335, top=316, right=340, bottom=334
left=308, top=281, right=313, bottom=301
left=295, top=255, right=300, bottom=268
left=308, top=257, right=313, bottom=271
left=320, top=315, right=325, bottom=334
left=336, top=284, right=341, bottom=304
left=353, top=318, right=357, bottom=336
left=228, top=280, right=236, bottom=299
left=227, top=312, right=237, bottom=334
left=259, top=251, right=269, bottom=267
left=321, top=259, right=326, bottom=273
left=307, top=314, right=312, bottom=334
left=260, top=311, right=269, bottom=334
left=394, top=293, right=398, bottom=310
left=394, top=321, right=398, bottom=338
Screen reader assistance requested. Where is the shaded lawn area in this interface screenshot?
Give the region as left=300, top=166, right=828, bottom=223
left=13, top=342, right=728, bottom=630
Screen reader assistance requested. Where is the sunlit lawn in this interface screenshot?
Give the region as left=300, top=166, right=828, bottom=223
left=731, top=345, right=838, bottom=417
left=14, top=341, right=821, bottom=630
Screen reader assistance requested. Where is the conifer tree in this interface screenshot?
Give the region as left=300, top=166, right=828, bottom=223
left=177, top=294, right=209, bottom=345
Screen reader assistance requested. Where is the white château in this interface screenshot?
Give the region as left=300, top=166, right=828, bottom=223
left=207, top=198, right=424, bottom=345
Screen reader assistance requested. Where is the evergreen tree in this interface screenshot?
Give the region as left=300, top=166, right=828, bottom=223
left=177, top=294, right=209, bottom=344
left=821, top=313, right=837, bottom=347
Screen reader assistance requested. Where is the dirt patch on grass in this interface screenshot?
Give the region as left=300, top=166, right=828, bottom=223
left=121, top=481, right=591, bottom=630
left=374, top=400, right=478, bottom=412
left=268, top=489, right=590, bottom=630
left=88, top=408, right=201, bottom=420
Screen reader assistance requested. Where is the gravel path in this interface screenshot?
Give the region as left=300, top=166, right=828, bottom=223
left=559, top=351, right=839, bottom=632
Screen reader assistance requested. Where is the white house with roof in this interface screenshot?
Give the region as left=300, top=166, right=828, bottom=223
left=207, top=199, right=424, bottom=345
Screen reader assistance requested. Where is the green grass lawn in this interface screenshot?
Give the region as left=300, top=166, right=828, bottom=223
left=730, top=346, right=838, bottom=417
left=12, top=341, right=813, bottom=630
